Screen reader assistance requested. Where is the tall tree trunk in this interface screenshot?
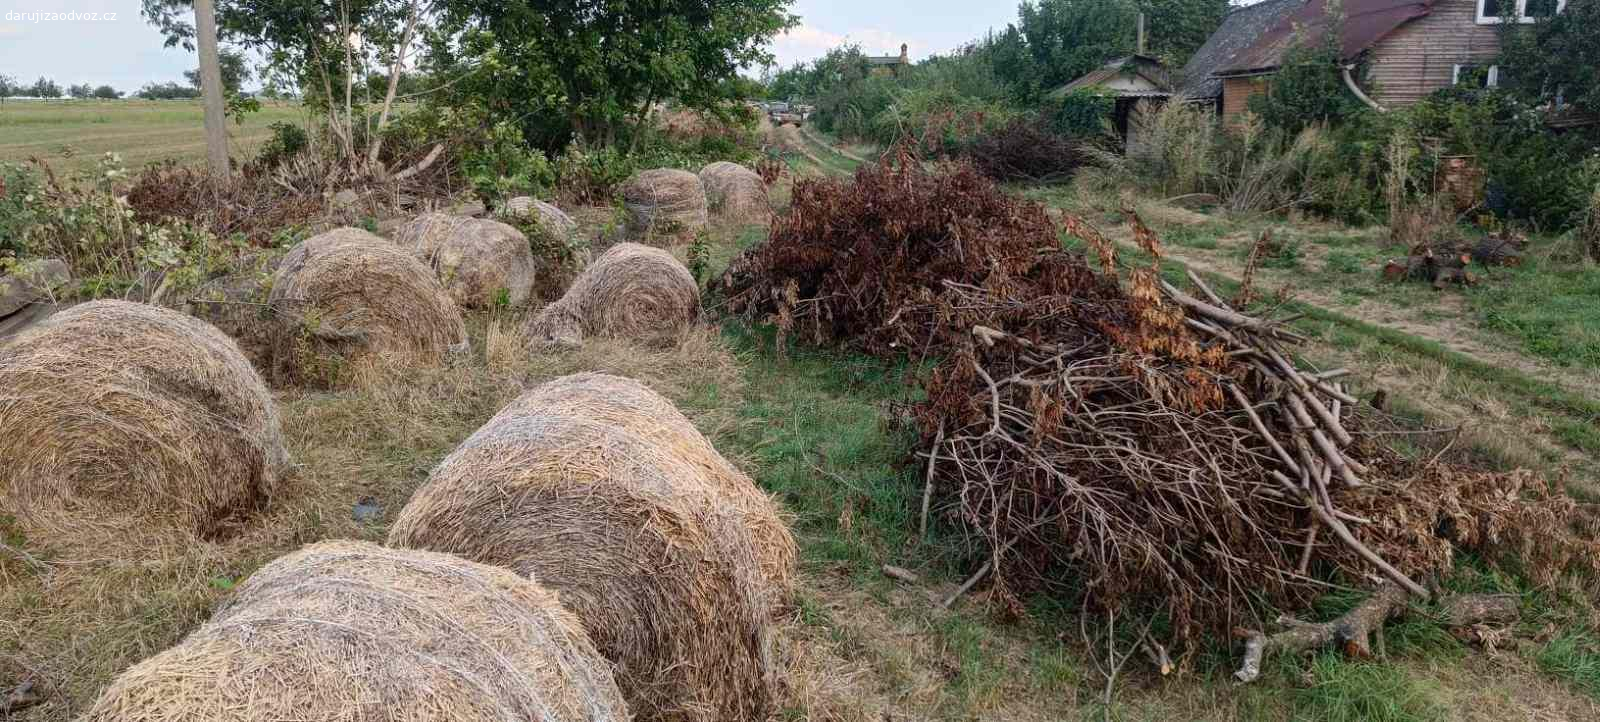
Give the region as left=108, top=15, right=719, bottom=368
left=194, top=0, right=230, bottom=179
left=367, top=0, right=423, bottom=171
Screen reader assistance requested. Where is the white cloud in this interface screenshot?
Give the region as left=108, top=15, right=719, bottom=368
left=766, top=23, right=926, bottom=70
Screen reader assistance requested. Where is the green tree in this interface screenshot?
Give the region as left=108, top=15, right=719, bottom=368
left=185, top=48, right=253, bottom=92
left=1498, top=0, right=1600, bottom=115
left=68, top=83, right=94, bottom=99
left=93, top=85, right=124, bottom=99
left=1247, top=30, right=1365, bottom=133
left=430, top=0, right=796, bottom=150
left=29, top=77, right=63, bottom=98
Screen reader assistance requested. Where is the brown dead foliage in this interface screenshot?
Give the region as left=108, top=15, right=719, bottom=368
left=722, top=153, right=1600, bottom=646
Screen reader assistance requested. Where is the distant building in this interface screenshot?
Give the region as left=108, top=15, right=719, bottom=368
left=866, top=44, right=911, bottom=77
left=1051, top=53, right=1173, bottom=157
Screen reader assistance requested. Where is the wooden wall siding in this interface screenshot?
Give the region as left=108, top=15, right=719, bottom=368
left=1364, top=0, right=1501, bottom=107
left=1222, top=76, right=1270, bottom=119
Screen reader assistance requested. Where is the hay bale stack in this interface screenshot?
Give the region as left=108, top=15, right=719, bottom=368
left=503, top=196, right=579, bottom=238
left=493, top=372, right=795, bottom=589
left=388, top=391, right=786, bottom=721
left=268, top=227, right=467, bottom=385
left=527, top=242, right=698, bottom=348
left=81, top=541, right=630, bottom=722
left=392, top=213, right=538, bottom=308
left=0, top=300, right=287, bottom=544
left=698, top=161, right=769, bottom=224
left=621, top=168, right=707, bottom=244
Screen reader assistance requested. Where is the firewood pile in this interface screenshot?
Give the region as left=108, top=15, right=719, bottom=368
left=1382, top=230, right=1527, bottom=289
left=722, top=153, right=1600, bottom=659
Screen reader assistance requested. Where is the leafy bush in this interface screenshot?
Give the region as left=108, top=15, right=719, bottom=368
left=1247, top=36, right=1369, bottom=134
left=1048, top=89, right=1114, bottom=137
left=0, top=162, right=45, bottom=260
left=461, top=121, right=556, bottom=205
left=255, top=122, right=309, bottom=169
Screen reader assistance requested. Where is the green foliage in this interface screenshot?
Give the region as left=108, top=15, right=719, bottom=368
left=1048, top=89, right=1113, bottom=137
left=135, top=81, right=202, bottom=100
left=1291, top=655, right=1447, bottom=722
left=91, top=85, right=123, bottom=100
left=67, top=84, right=93, bottom=100
left=184, top=48, right=253, bottom=94
left=428, top=0, right=795, bottom=151
left=461, top=121, right=556, bottom=205
left=1248, top=36, right=1368, bottom=134
left=1537, top=631, right=1600, bottom=699
left=0, top=162, right=45, bottom=260
left=255, top=121, right=309, bottom=169
left=687, top=231, right=711, bottom=284
left=1498, top=0, right=1600, bottom=116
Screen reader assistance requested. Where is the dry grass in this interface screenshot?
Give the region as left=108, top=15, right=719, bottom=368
left=527, top=242, right=699, bottom=349
left=79, top=540, right=629, bottom=722
left=391, top=213, right=538, bottom=308
left=622, top=168, right=708, bottom=244
left=0, top=311, right=745, bottom=720
left=388, top=370, right=791, bottom=721
left=700, top=161, right=771, bottom=226
left=0, top=300, right=288, bottom=549
left=267, top=227, right=468, bottom=386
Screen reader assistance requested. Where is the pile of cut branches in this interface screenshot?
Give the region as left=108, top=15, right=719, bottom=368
left=722, top=153, right=1600, bottom=651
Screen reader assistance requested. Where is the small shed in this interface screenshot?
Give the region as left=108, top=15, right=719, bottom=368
left=1049, top=54, right=1172, bottom=156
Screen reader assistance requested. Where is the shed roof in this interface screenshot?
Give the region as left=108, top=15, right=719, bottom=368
left=1052, top=55, right=1172, bottom=99
left=1216, top=0, right=1434, bottom=77
left=1178, top=0, right=1306, bottom=99
left=866, top=56, right=905, bottom=66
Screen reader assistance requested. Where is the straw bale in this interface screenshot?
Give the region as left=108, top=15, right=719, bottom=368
left=527, top=242, right=698, bottom=349
left=388, top=403, right=783, bottom=721
left=492, top=372, right=794, bottom=589
left=621, top=169, right=707, bottom=244
left=698, top=161, right=769, bottom=224
left=0, top=299, right=287, bottom=544
left=393, top=213, right=538, bottom=308
left=503, top=196, right=579, bottom=238
left=267, top=227, right=467, bottom=385
left=81, top=540, right=629, bottom=722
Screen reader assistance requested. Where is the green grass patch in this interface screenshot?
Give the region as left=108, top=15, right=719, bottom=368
left=1468, top=256, right=1600, bottom=369
left=1537, top=632, right=1600, bottom=700
left=1291, top=655, right=1448, bottom=722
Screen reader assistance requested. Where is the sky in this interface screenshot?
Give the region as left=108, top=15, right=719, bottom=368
left=0, top=0, right=1026, bottom=92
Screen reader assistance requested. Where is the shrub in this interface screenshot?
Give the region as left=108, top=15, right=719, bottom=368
left=255, top=122, right=309, bottom=169
left=461, top=121, right=556, bottom=205
left=1049, top=88, right=1114, bottom=137
left=1248, top=35, right=1369, bottom=134
left=0, top=161, right=45, bottom=260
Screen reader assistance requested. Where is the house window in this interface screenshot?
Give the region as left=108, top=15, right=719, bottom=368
left=1452, top=64, right=1500, bottom=88
left=1477, top=0, right=1566, bottom=23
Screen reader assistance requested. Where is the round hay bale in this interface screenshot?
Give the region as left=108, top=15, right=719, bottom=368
left=621, top=168, right=707, bottom=244
left=268, top=227, right=467, bottom=385
left=698, top=161, right=769, bottom=224
left=388, top=405, right=783, bottom=721
left=81, top=541, right=629, bottom=722
left=0, top=300, right=287, bottom=544
left=526, top=242, right=698, bottom=348
left=392, top=213, right=538, bottom=308
left=491, top=372, right=795, bottom=590
left=502, top=196, right=578, bottom=239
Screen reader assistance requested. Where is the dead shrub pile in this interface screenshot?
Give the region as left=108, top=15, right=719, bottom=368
left=81, top=541, right=630, bottom=722
left=720, top=154, right=1600, bottom=646
left=392, top=213, right=538, bottom=308
left=0, top=300, right=287, bottom=546
left=621, top=168, right=708, bottom=244
left=267, top=227, right=467, bottom=386
left=389, top=376, right=789, bottom=721
left=698, top=161, right=770, bottom=224
left=126, top=161, right=325, bottom=246
left=963, top=117, right=1087, bottom=183
left=527, top=242, right=699, bottom=349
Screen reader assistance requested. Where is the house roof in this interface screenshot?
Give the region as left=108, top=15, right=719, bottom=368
left=1052, top=55, right=1172, bottom=99
left=1216, top=0, right=1434, bottom=77
left=1178, top=0, right=1306, bottom=99
left=866, top=56, right=905, bottom=66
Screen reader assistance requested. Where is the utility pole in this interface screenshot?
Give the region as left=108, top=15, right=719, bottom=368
left=194, top=0, right=230, bottom=179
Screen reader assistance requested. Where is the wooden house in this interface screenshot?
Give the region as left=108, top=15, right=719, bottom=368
left=1200, top=0, right=1572, bottom=118
left=1051, top=54, right=1173, bottom=155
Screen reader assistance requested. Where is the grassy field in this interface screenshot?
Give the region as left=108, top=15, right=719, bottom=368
left=0, top=99, right=306, bottom=176
left=4, top=111, right=1600, bottom=720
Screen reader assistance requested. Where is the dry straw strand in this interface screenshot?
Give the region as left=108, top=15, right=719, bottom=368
left=392, top=212, right=539, bottom=308
left=267, top=226, right=467, bottom=385
left=389, top=382, right=787, bottom=721
left=621, top=168, right=708, bottom=244
left=527, top=242, right=699, bottom=349
left=80, top=540, right=630, bottom=722
left=0, top=299, right=288, bottom=547
left=698, top=161, right=770, bottom=225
